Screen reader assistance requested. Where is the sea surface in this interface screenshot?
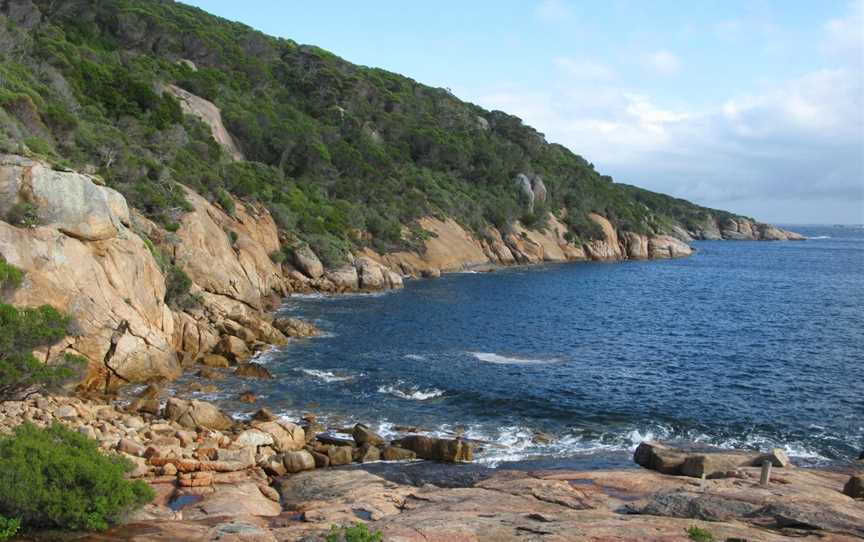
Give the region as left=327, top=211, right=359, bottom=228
left=192, top=225, right=864, bottom=469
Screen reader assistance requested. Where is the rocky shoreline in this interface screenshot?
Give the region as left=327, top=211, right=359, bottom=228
left=2, top=393, right=861, bottom=541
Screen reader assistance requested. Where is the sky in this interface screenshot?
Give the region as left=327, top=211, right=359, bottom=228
left=184, top=1, right=864, bottom=224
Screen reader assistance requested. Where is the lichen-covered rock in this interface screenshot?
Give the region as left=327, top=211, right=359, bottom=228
left=292, top=245, right=324, bottom=279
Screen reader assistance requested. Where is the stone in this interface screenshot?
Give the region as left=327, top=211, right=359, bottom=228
left=55, top=405, right=78, bottom=419
left=253, top=408, right=276, bottom=422
left=178, top=471, right=213, bottom=487
left=234, top=363, right=273, bottom=379
left=356, top=444, right=381, bottom=463
left=327, top=445, right=354, bottom=466
left=843, top=475, right=864, bottom=498
left=189, top=382, right=218, bottom=393
left=272, top=317, right=319, bottom=338
left=755, top=448, right=791, bottom=468
left=680, top=453, right=757, bottom=479
left=253, top=421, right=305, bottom=452
left=239, top=391, right=257, bottom=403
left=258, top=484, right=281, bottom=503
left=352, top=423, right=385, bottom=447
left=218, top=447, right=256, bottom=469
left=648, top=235, right=693, bottom=259
left=259, top=455, right=287, bottom=477
left=282, top=450, right=316, bottom=473
left=164, top=398, right=233, bottom=431
left=382, top=446, right=417, bottom=461
left=217, top=335, right=251, bottom=364
left=117, top=438, right=146, bottom=457
left=311, top=450, right=330, bottom=469
left=161, top=463, right=177, bottom=476
left=196, top=368, right=225, bottom=380
left=234, top=429, right=274, bottom=448
left=292, top=245, right=324, bottom=279
left=633, top=441, right=688, bottom=475
left=200, top=354, right=230, bottom=368
left=391, top=435, right=473, bottom=462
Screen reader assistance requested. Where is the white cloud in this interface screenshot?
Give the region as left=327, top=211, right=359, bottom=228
left=554, top=56, right=615, bottom=80
left=824, top=0, right=864, bottom=58
left=535, top=0, right=572, bottom=22
left=642, top=50, right=681, bottom=75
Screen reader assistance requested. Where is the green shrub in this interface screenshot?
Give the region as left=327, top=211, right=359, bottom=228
left=269, top=249, right=287, bottom=264
left=686, top=525, right=713, bottom=542
left=23, top=137, right=53, bottom=157
left=0, top=516, right=19, bottom=542
left=6, top=202, right=39, bottom=227
left=326, top=522, right=383, bottom=542
left=0, top=423, right=154, bottom=532
left=164, top=265, right=193, bottom=308
left=0, top=303, right=82, bottom=400
left=216, top=189, right=235, bottom=216
left=0, top=259, right=23, bottom=289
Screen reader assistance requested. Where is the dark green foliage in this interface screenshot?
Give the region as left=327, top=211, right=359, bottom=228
left=0, top=516, right=19, bottom=542
left=326, top=522, right=383, bottom=542
left=164, top=264, right=193, bottom=308
left=0, top=423, right=154, bottom=532
left=686, top=525, right=713, bottom=542
left=269, top=249, right=287, bottom=264
left=0, top=0, right=748, bottom=255
left=0, top=303, right=82, bottom=400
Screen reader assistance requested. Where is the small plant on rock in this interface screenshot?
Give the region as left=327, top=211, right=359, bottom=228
left=326, top=522, right=383, bottom=542
left=0, top=516, right=20, bottom=542
left=686, top=525, right=714, bottom=542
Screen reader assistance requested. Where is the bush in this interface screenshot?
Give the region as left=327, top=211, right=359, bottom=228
left=0, top=423, right=154, bottom=532
left=269, top=249, right=287, bottom=264
left=0, top=259, right=23, bottom=289
left=326, top=522, right=383, bottom=542
left=686, top=525, right=713, bottom=542
left=0, top=516, right=19, bottom=542
left=0, top=303, right=82, bottom=400
left=164, top=265, right=193, bottom=308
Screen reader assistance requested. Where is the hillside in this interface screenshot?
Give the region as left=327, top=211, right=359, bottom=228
left=0, top=0, right=800, bottom=265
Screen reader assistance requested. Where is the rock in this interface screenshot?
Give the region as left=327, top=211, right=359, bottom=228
left=681, top=453, right=757, bottom=479
left=161, top=463, right=177, bottom=476
left=258, top=484, right=280, bottom=503
left=637, top=490, right=761, bottom=522
left=200, top=354, right=230, bottom=368
left=238, top=391, right=257, bottom=403
left=648, top=235, right=693, bottom=259
left=253, top=421, right=305, bottom=452
left=271, top=317, right=319, bottom=338
left=259, top=455, right=287, bottom=477
left=128, top=398, right=161, bottom=416
left=234, top=429, right=274, bottom=448
left=55, top=405, right=77, bottom=419
left=217, top=447, right=256, bottom=469
left=755, top=448, right=791, bottom=468
left=633, top=441, right=688, bottom=475
left=292, top=245, right=324, bottom=279
left=282, top=450, right=315, bottom=473
left=531, top=175, right=547, bottom=204
left=164, top=398, right=233, bottom=431
left=189, top=382, right=218, bottom=393
left=327, top=446, right=354, bottom=466
left=355, top=256, right=386, bottom=290
left=310, top=450, right=330, bottom=469
left=420, top=267, right=441, bottom=279
left=178, top=471, right=213, bottom=487
left=843, top=475, right=864, bottom=498
left=391, top=435, right=473, bottom=462
left=217, top=335, right=251, bottom=364
left=234, top=363, right=273, bottom=379
left=164, top=84, right=244, bottom=161
left=196, top=367, right=225, bottom=380
left=514, top=173, right=535, bottom=210
left=352, top=424, right=385, bottom=447
left=326, top=264, right=359, bottom=290
left=117, top=438, right=146, bottom=457
left=382, top=446, right=417, bottom=461
left=357, top=444, right=381, bottom=463
left=253, top=408, right=276, bottom=422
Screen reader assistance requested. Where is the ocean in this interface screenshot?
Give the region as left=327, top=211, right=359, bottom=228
left=190, top=226, right=864, bottom=469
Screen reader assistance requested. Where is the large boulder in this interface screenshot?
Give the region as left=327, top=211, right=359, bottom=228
left=164, top=398, right=233, bottom=431
left=513, top=173, right=534, bottom=210
left=272, top=317, right=319, bottom=338
left=326, top=264, right=359, bottom=290
left=635, top=441, right=775, bottom=478
left=234, top=363, right=273, bottom=379
left=391, top=435, right=473, bottom=462
left=0, top=155, right=129, bottom=241
left=648, top=235, right=693, bottom=259
left=633, top=442, right=688, bottom=475
left=843, top=475, right=863, bottom=498
left=164, top=84, right=244, bottom=161
left=253, top=421, right=305, bottom=452
left=352, top=424, right=385, bottom=447
left=292, top=245, right=324, bottom=279
left=282, top=450, right=315, bottom=473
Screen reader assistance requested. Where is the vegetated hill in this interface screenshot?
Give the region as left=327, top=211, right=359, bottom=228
left=0, top=0, right=784, bottom=266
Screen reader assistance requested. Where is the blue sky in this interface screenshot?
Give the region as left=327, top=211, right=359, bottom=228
left=184, top=0, right=864, bottom=224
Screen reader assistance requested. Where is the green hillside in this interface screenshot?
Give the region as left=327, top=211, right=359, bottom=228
left=0, top=0, right=743, bottom=263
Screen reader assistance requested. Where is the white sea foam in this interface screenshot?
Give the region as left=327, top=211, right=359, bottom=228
left=378, top=382, right=445, bottom=400
left=298, top=368, right=355, bottom=382
left=808, top=235, right=831, bottom=239
left=471, top=352, right=559, bottom=365
left=403, top=354, right=426, bottom=361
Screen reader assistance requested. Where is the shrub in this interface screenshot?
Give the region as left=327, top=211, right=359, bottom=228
left=0, top=516, right=19, bottom=542
left=686, top=525, right=713, bottom=542
left=269, top=249, right=286, bottom=264
left=216, top=189, right=235, bottom=216
left=164, top=265, right=193, bottom=308
left=0, top=259, right=23, bottom=289
left=23, top=137, right=53, bottom=157
left=326, top=522, right=383, bottom=542
left=0, top=423, right=154, bottom=532
left=0, top=303, right=82, bottom=400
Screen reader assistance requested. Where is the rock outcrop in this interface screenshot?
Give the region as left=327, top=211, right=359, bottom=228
left=164, top=84, right=244, bottom=160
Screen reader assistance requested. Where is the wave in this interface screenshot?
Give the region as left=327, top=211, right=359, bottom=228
left=403, top=354, right=426, bottom=361
left=470, top=352, right=560, bottom=365
left=378, top=381, right=445, bottom=400
left=808, top=235, right=832, bottom=239
left=298, top=368, right=355, bottom=383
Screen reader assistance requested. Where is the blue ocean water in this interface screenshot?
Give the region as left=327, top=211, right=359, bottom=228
left=206, top=226, right=864, bottom=468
